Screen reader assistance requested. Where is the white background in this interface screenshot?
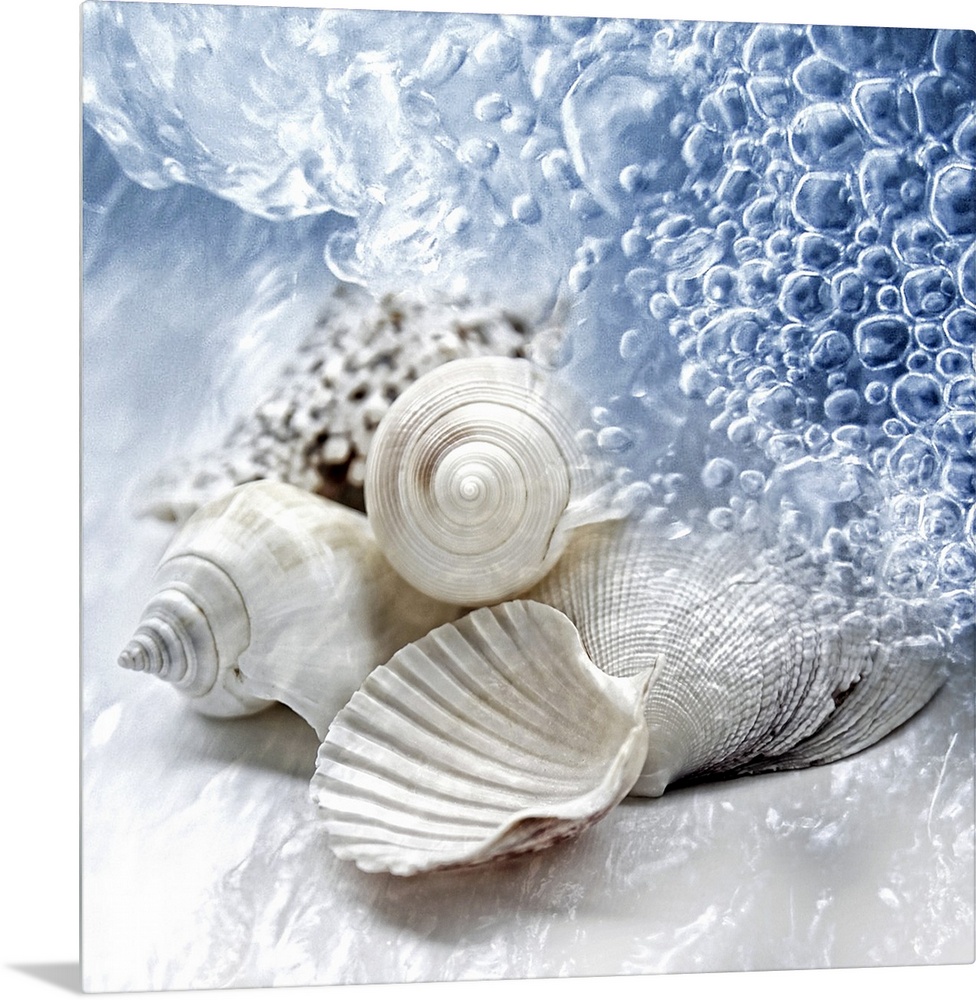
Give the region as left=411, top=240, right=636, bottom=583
left=3, top=0, right=972, bottom=997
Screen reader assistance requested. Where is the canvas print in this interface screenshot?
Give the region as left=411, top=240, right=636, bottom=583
left=81, top=3, right=975, bottom=992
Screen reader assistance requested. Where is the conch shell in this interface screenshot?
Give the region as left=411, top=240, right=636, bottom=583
left=525, top=515, right=948, bottom=796
left=364, top=356, right=620, bottom=604
left=118, top=481, right=461, bottom=734
left=311, top=600, right=652, bottom=875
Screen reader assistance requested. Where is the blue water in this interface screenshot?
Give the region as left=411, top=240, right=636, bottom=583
left=82, top=6, right=975, bottom=647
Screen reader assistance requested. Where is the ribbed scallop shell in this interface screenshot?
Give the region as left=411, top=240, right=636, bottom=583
left=364, top=356, right=617, bottom=605
left=119, top=481, right=461, bottom=733
left=311, top=600, right=652, bottom=875
left=524, top=516, right=948, bottom=796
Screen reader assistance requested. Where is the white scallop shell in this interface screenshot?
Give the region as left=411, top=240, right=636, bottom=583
left=310, top=600, right=652, bottom=875
left=119, top=481, right=462, bottom=734
left=364, top=356, right=619, bottom=605
left=524, top=515, right=948, bottom=796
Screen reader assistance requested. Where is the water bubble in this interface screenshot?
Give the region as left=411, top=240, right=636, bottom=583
left=540, top=147, right=581, bottom=190
left=945, top=376, right=976, bottom=409
left=567, top=262, right=591, bottom=292
left=953, top=112, right=976, bottom=162
left=702, top=265, right=737, bottom=306
left=443, top=206, right=471, bottom=234
left=883, top=417, right=908, bottom=439
left=940, top=589, right=975, bottom=638
left=810, top=330, right=853, bottom=370
left=902, top=266, right=956, bottom=317
left=737, top=259, right=780, bottom=307
left=936, top=348, right=969, bottom=378
left=887, top=434, right=939, bottom=488
left=728, top=415, right=757, bottom=446
left=930, top=164, right=976, bottom=236
left=919, top=494, right=963, bottom=542
left=597, top=426, right=633, bottom=452
left=457, top=137, right=499, bottom=170
left=743, top=22, right=809, bottom=73
left=511, top=194, right=541, bottom=224
left=906, top=350, right=935, bottom=373
left=649, top=292, right=677, bottom=322
left=804, top=423, right=831, bottom=452
left=808, top=24, right=934, bottom=74
left=877, top=285, right=901, bottom=311
left=472, top=29, right=520, bottom=73
left=708, top=506, right=736, bottom=531
left=854, top=315, right=910, bottom=369
left=831, top=267, right=867, bottom=315
left=832, top=424, right=869, bottom=453
left=701, top=457, right=736, bottom=489
left=933, top=27, right=976, bottom=80
left=864, top=380, right=889, bottom=405
left=780, top=270, right=830, bottom=323
left=859, top=149, right=925, bottom=221
left=323, top=229, right=363, bottom=284
left=793, top=171, right=855, bottom=231
left=942, top=454, right=976, bottom=503
left=788, top=102, right=862, bottom=169
left=621, top=228, right=648, bottom=258
left=794, top=232, right=842, bottom=271
left=914, top=73, right=971, bottom=142
left=933, top=410, right=976, bottom=459
left=418, top=35, right=468, bottom=87
left=400, top=87, right=440, bottom=128
left=944, top=308, right=976, bottom=347
left=678, top=360, right=713, bottom=398
left=938, top=542, right=976, bottom=588
left=856, top=245, right=897, bottom=283
left=561, top=56, right=686, bottom=214
left=792, top=55, right=847, bottom=100
left=824, top=388, right=861, bottom=423
left=746, top=75, right=793, bottom=120
left=891, top=372, right=945, bottom=426
left=473, top=92, right=512, bottom=122
left=882, top=538, right=937, bottom=595
left=681, top=123, right=724, bottom=176
left=698, top=82, right=749, bottom=133
left=616, top=327, right=646, bottom=361
left=739, top=469, right=766, bottom=496
left=915, top=322, right=946, bottom=351
left=851, top=78, right=917, bottom=146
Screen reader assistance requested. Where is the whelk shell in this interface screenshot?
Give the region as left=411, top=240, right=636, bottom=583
left=311, top=600, right=653, bottom=875
left=118, top=480, right=461, bottom=734
left=364, top=356, right=620, bottom=605
left=525, top=515, right=948, bottom=796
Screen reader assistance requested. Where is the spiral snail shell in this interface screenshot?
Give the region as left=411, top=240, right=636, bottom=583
left=364, top=356, right=619, bottom=605
left=118, top=481, right=462, bottom=734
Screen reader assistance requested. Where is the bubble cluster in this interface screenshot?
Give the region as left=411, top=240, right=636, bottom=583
left=82, top=10, right=975, bottom=640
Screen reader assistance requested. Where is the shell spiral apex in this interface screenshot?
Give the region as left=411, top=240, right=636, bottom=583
left=364, top=356, right=618, bottom=605
left=118, top=480, right=462, bottom=730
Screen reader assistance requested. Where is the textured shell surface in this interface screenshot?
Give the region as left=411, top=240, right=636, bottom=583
left=364, top=355, right=620, bottom=605
left=137, top=285, right=549, bottom=524
left=119, top=480, right=462, bottom=735
left=310, top=600, right=653, bottom=876
left=524, top=515, right=949, bottom=797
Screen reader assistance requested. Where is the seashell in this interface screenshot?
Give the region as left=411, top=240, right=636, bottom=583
left=310, top=600, right=653, bottom=876
left=524, top=515, right=948, bottom=797
left=137, top=286, right=553, bottom=524
left=118, top=480, right=462, bottom=734
left=364, top=356, right=620, bottom=605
